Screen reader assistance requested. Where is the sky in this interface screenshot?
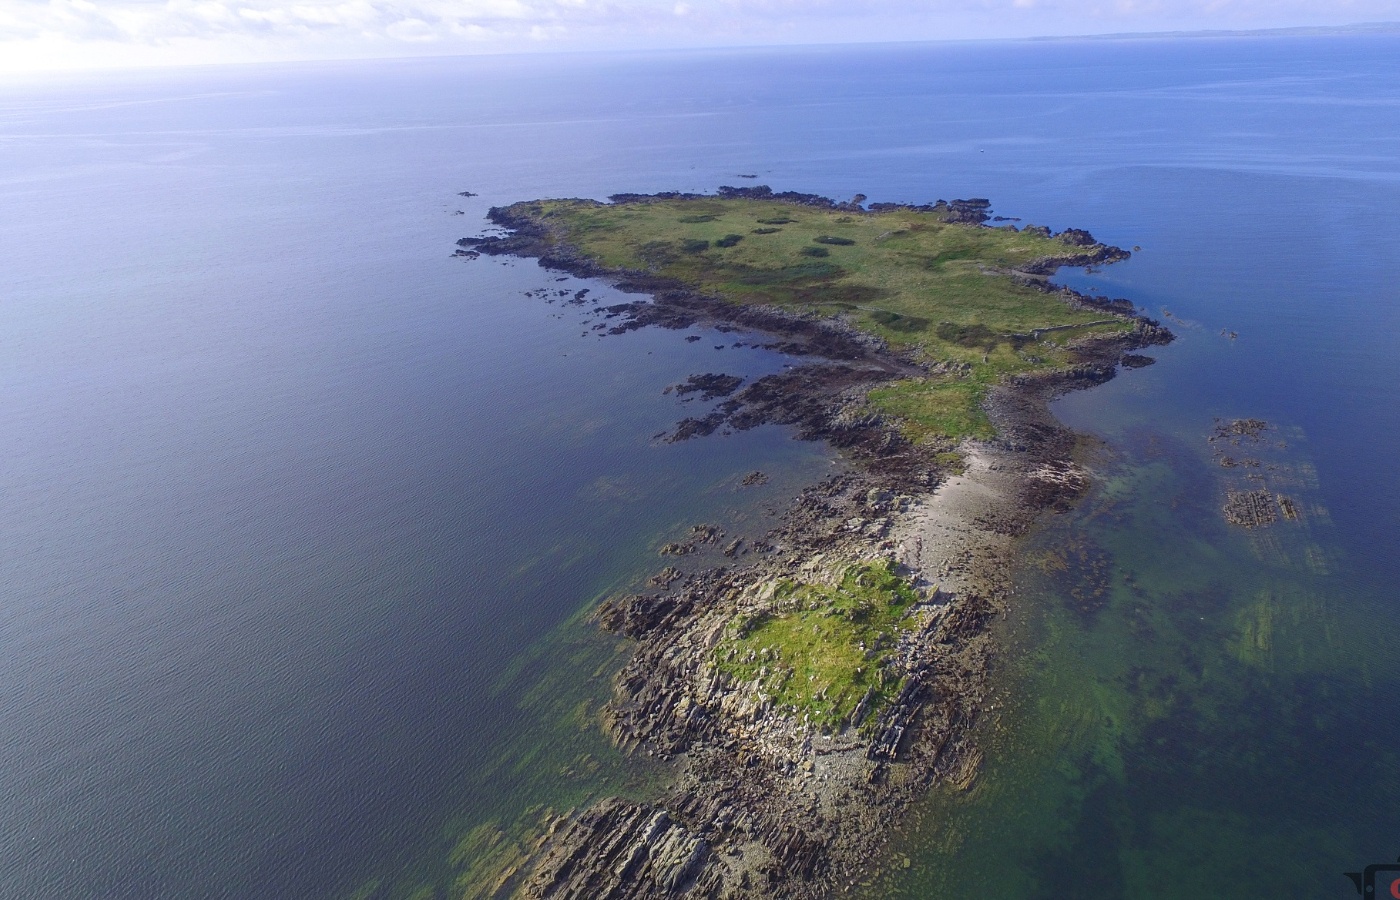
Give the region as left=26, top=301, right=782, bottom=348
left=1, top=0, right=1398, bottom=74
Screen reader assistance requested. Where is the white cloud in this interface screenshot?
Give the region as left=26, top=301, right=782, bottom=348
left=385, top=15, right=438, bottom=39
left=1, top=0, right=1398, bottom=73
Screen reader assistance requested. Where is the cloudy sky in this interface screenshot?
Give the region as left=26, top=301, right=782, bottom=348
left=2, top=0, right=1397, bottom=73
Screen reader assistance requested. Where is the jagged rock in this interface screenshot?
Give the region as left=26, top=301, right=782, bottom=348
left=597, top=593, right=696, bottom=638
left=650, top=567, right=684, bottom=589
left=666, top=374, right=745, bottom=401
left=520, top=799, right=718, bottom=899
left=691, top=524, right=724, bottom=544
left=1056, top=227, right=1097, bottom=246
left=1224, top=489, right=1278, bottom=528
left=1211, top=418, right=1270, bottom=442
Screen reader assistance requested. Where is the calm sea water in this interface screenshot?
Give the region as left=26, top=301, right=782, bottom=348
left=1, top=35, right=1397, bottom=899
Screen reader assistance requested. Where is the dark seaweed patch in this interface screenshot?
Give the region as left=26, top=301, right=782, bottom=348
left=936, top=322, right=1003, bottom=351
left=869, top=310, right=931, bottom=333
left=794, top=283, right=889, bottom=306
left=729, top=260, right=845, bottom=286
left=924, top=248, right=979, bottom=270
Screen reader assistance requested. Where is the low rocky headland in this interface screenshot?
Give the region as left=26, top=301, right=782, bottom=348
left=453, top=187, right=1173, bottom=898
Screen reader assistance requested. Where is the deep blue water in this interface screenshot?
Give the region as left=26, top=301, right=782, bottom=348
left=1, top=35, right=1397, bottom=898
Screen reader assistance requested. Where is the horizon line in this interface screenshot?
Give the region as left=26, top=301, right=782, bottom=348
left=5, top=20, right=1398, bottom=81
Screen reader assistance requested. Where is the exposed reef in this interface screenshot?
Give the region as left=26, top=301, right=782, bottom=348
left=1210, top=418, right=1303, bottom=529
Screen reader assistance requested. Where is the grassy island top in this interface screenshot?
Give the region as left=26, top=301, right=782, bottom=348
left=494, top=190, right=1137, bottom=442
left=714, top=560, right=920, bottom=735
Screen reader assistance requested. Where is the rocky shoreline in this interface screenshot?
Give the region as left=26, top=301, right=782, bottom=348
left=457, top=189, right=1172, bottom=898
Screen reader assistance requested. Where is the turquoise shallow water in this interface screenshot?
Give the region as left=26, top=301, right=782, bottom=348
left=868, top=384, right=1400, bottom=898
left=1, top=34, right=1397, bottom=898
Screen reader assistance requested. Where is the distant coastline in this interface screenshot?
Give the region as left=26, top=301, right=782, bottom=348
left=1027, top=21, right=1400, bottom=42
left=803, top=21, right=1400, bottom=49
left=454, top=187, right=1172, bottom=898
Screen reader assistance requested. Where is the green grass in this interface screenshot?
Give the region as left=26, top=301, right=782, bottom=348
left=505, top=196, right=1133, bottom=442
left=713, top=560, right=921, bottom=734
left=868, top=378, right=996, bottom=443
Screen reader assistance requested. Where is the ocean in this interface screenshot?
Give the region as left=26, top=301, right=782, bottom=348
left=1, top=34, right=1396, bottom=898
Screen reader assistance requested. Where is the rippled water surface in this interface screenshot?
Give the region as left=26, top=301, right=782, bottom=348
left=1, top=35, right=1397, bottom=898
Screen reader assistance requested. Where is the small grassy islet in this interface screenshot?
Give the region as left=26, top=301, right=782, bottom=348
left=712, top=560, right=922, bottom=734
left=503, top=194, right=1134, bottom=443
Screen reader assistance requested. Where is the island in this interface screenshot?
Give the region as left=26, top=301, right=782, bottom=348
left=453, top=186, right=1172, bottom=899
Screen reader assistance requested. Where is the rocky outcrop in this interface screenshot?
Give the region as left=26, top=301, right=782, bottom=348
left=1207, top=418, right=1305, bottom=530
left=520, top=799, right=717, bottom=899
left=1224, top=489, right=1280, bottom=528
left=518, top=398, right=1089, bottom=899
left=518, top=332, right=1152, bottom=899
left=455, top=189, right=1174, bottom=900
left=1017, top=245, right=1131, bottom=276
left=665, top=374, right=745, bottom=401
left=663, top=364, right=920, bottom=470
